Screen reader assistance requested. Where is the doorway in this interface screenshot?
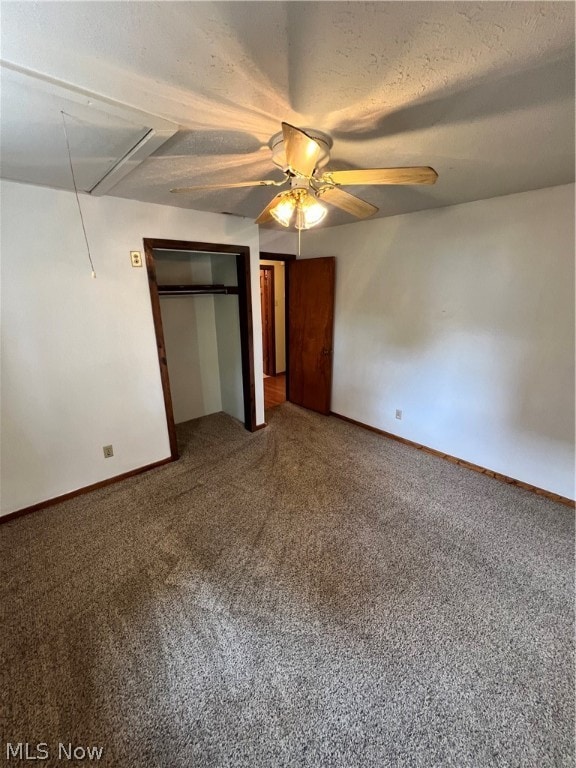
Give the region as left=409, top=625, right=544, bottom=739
left=260, top=265, right=276, bottom=376
left=260, top=252, right=294, bottom=410
left=144, top=238, right=257, bottom=460
left=259, top=253, right=335, bottom=415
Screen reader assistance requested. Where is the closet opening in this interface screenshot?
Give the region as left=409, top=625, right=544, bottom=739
left=144, top=238, right=257, bottom=460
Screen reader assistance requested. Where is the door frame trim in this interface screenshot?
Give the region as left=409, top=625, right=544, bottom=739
left=144, top=238, right=257, bottom=460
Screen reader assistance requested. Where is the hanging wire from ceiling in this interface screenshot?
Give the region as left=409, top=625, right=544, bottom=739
left=61, top=111, right=96, bottom=278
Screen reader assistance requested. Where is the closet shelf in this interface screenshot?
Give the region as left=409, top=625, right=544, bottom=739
left=157, top=284, right=239, bottom=296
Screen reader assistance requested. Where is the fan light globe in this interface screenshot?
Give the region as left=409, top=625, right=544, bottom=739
left=296, top=194, right=327, bottom=229
left=270, top=194, right=296, bottom=227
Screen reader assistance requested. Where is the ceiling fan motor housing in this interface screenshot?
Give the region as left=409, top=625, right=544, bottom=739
left=269, top=128, right=333, bottom=174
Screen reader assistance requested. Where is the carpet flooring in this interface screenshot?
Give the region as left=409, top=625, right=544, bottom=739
left=1, top=403, right=574, bottom=767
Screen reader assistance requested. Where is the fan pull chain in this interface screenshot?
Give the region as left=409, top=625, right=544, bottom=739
left=61, top=111, right=97, bottom=278
left=298, top=227, right=301, bottom=258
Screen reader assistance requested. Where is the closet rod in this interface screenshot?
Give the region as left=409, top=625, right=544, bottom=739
left=157, top=284, right=239, bottom=296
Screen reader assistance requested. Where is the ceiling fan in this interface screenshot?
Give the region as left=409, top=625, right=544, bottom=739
left=171, top=123, right=438, bottom=229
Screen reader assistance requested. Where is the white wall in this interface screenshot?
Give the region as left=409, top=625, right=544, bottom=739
left=260, top=259, right=286, bottom=373
left=160, top=295, right=222, bottom=422
left=211, top=254, right=244, bottom=422
left=258, top=228, right=294, bottom=375
left=258, top=228, right=297, bottom=256
left=155, top=252, right=222, bottom=423
left=305, top=184, right=575, bottom=499
left=0, top=180, right=264, bottom=515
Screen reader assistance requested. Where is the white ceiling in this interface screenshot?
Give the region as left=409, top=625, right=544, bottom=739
left=1, top=1, right=574, bottom=228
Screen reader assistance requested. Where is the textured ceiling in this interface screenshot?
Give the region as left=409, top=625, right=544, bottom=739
left=1, top=1, right=574, bottom=228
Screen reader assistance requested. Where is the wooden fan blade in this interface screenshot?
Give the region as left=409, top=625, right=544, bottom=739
left=171, top=180, right=283, bottom=193
left=282, top=122, right=322, bottom=178
left=319, top=167, right=438, bottom=186
left=316, top=187, right=378, bottom=219
left=255, top=192, right=289, bottom=224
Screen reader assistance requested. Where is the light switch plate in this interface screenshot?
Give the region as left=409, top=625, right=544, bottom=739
left=130, top=251, right=142, bottom=267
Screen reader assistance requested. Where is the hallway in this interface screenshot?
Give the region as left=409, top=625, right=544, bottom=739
left=264, top=373, right=286, bottom=410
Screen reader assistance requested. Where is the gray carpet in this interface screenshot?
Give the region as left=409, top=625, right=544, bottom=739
left=1, top=403, right=573, bottom=767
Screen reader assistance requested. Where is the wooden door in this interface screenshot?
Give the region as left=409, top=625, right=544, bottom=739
left=288, top=257, right=335, bottom=414
left=260, top=265, right=276, bottom=376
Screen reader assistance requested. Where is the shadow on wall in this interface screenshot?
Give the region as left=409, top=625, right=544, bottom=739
left=334, top=195, right=575, bottom=447
left=511, top=244, right=575, bottom=445
left=1, top=326, right=106, bottom=512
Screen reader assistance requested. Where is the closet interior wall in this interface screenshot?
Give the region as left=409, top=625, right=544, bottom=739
left=154, top=249, right=243, bottom=424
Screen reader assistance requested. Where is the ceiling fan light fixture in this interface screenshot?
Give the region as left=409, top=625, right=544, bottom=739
left=295, top=191, right=327, bottom=230
left=270, top=193, right=296, bottom=227
left=173, top=124, right=438, bottom=227
left=269, top=189, right=326, bottom=230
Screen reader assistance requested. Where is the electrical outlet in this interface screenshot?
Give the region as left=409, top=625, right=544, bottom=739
left=103, top=445, right=114, bottom=458
left=130, top=250, right=142, bottom=267
left=395, top=409, right=402, bottom=420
